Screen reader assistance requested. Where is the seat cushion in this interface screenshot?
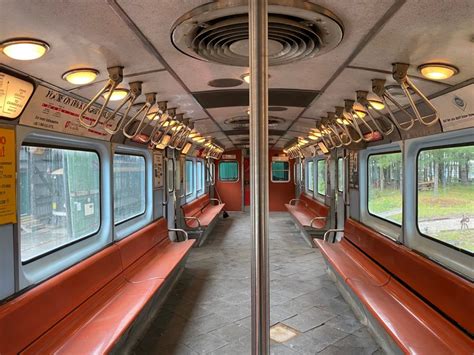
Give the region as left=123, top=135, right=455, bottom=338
left=285, top=204, right=326, bottom=228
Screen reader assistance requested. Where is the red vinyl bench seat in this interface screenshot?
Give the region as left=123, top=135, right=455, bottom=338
left=0, top=218, right=195, bottom=354
left=285, top=193, right=329, bottom=230
left=181, top=193, right=225, bottom=229
left=315, top=219, right=473, bottom=354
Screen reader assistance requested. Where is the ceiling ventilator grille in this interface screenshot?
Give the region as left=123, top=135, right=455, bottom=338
left=171, top=0, right=343, bottom=66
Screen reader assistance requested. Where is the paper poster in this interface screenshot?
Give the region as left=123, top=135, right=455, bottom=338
left=0, top=72, right=35, bottom=119
left=19, top=85, right=113, bottom=141
left=153, top=151, right=164, bottom=189
left=433, top=84, right=474, bottom=132
left=0, top=127, right=17, bottom=224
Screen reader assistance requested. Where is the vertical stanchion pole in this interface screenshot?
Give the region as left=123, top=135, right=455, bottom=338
left=249, top=0, right=269, bottom=354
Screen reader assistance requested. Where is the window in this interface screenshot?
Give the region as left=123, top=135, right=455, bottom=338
left=186, top=159, right=194, bottom=195
left=317, top=160, right=326, bottom=196
left=113, top=154, right=146, bottom=224
left=19, top=146, right=100, bottom=262
left=307, top=161, right=314, bottom=191
left=417, top=145, right=473, bottom=254
left=368, top=152, right=402, bottom=225
left=196, top=160, right=204, bottom=194
left=271, top=161, right=290, bottom=182
left=219, top=161, right=238, bottom=182
left=337, top=158, right=344, bottom=192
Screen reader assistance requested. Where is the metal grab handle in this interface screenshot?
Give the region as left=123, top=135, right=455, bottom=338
left=393, top=63, right=439, bottom=127
left=152, top=108, right=176, bottom=146
left=372, top=79, right=415, bottom=131
left=167, top=156, right=176, bottom=193
left=184, top=216, right=202, bottom=229
left=323, top=228, right=344, bottom=242
left=288, top=198, right=307, bottom=207
left=310, top=216, right=327, bottom=228
left=162, top=157, right=169, bottom=207
left=148, top=101, right=169, bottom=144
left=211, top=161, right=216, bottom=186
left=168, top=228, right=189, bottom=241
left=356, top=91, right=395, bottom=137
left=104, top=81, right=142, bottom=134
left=343, top=100, right=369, bottom=142
left=168, top=114, right=186, bottom=149
left=79, top=66, right=123, bottom=129
left=209, top=198, right=222, bottom=205
left=122, top=92, right=156, bottom=140
left=328, top=111, right=352, bottom=146
left=335, top=106, right=363, bottom=144
left=178, top=158, right=186, bottom=199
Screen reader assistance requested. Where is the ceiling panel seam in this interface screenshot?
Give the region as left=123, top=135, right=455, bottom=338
left=107, top=0, right=236, bottom=148
left=271, top=0, right=407, bottom=149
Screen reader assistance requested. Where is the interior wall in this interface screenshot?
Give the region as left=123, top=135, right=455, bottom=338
left=215, top=150, right=243, bottom=211
left=269, top=150, right=296, bottom=211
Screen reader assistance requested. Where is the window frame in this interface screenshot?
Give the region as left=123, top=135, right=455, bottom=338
left=337, top=157, right=344, bottom=193
left=113, top=153, right=147, bottom=226
left=306, top=160, right=314, bottom=192
left=185, top=158, right=194, bottom=197
left=196, top=159, right=205, bottom=196
left=218, top=160, right=239, bottom=183
left=20, top=143, right=102, bottom=265
left=366, top=151, right=403, bottom=228
left=316, top=159, right=327, bottom=197
left=415, top=143, right=473, bottom=257
left=271, top=160, right=290, bottom=183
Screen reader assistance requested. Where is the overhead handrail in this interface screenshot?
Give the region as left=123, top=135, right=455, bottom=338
left=168, top=114, right=185, bottom=149
left=166, top=156, right=176, bottom=193
left=327, top=112, right=351, bottom=146
left=392, top=63, right=439, bottom=126
left=322, top=116, right=343, bottom=148
left=371, top=79, right=415, bottom=131
left=79, top=66, right=123, bottom=129
left=356, top=90, right=395, bottom=137
left=344, top=99, right=374, bottom=142
left=122, top=92, right=156, bottom=139
left=333, top=108, right=354, bottom=146
left=152, top=108, right=177, bottom=147
left=175, top=119, right=192, bottom=151
left=335, top=106, right=363, bottom=143
left=147, top=101, right=169, bottom=144
left=104, top=81, right=142, bottom=134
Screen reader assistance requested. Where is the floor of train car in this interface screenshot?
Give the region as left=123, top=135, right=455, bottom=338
left=133, top=213, right=383, bottom=354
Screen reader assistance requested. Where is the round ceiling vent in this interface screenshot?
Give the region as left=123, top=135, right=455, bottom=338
left=171, top=0, right=343, bottom=67
left=208, top=78, right=243, bottom=87
left=269, top=106, right=288, bottom=112
left=225, top=115, right=285, bottom=128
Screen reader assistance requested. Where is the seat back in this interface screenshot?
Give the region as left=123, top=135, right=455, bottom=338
left=0, top=246, right=123, bottom=354
left=182, top=194, right=210, bottom=217
left=300, top=193, right=329, bottom=217
left=116, top=218, right=169, bottom=270
left=344, top=218, right=474, bottom=335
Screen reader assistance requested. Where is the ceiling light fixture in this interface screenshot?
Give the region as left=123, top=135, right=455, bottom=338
left=1, top=38, right=50, bottom=60
left=241, top=73, right=250, bottom=84
left=418, top=63, right=458, bottom=80
left=367, top=93, right=385, bottom=110
left=352, top=102, right=367, bottom=119
left=102, top=88, right=129, bottom=102
left=62, top=68, right=99, bottom=85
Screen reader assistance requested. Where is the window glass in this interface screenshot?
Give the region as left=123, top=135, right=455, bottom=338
left=219, top=161, right=238, bottom=182
left=417, top=145, right=473, bottom=253
left=307, top=161, right=314, bottom=191
left=113, top=154, right=146, bottom=224
left=271, top=161, right=290, bottom=182
left=368, top=152, right=402, bottom=225
left=19, top=146, right=100, bottom=262
left=317, top=160, right=326, bottom=196
left=196, top=160, right=203, bottom=194
left=186, top=159, right=194, bottom=195
left=338, top=158, right=344, bottom=192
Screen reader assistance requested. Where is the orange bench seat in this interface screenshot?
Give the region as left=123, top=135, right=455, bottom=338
left=0, top=218, right=194, bottom=354
left=315, top=219, right=473, bottom=354
left=181, top=194, right=225, bottom=229
left=284, top=193, right=328, bottom=229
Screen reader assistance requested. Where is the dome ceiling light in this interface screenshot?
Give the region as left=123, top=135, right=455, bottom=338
left=1, top=38, right=49, bottom=60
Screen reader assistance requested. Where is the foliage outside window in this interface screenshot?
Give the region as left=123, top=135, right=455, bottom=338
left=19, top=146, right=100, bottom=262
left=317, top=160, right=326, bottom=196
left=271, top=161, right=290, bottom=182
left=113, top=154, right=146, bottom=224
left=338, top=158, right=344, bottom=192
left=219, top=161, right=238, bottom=182
left=307, top=161, right=314, bottom=191
left=368, top=152, right=403, bottom=225
left=186, top=159, right=194, bottom=195
left=417, top=145, right=473, bottom=253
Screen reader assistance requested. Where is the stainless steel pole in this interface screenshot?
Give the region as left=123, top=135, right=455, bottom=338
left=249, top=0, right=269, bottom=354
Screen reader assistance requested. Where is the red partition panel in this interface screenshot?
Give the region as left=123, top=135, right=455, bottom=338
left=269, top=150, right=295, bottom=211
left=215, top=150, right=242, bottom=211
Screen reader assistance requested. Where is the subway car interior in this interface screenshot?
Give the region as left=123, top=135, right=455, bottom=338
left=0, top=0, right=473, bottom=354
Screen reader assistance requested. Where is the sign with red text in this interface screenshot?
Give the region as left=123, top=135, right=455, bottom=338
left=0, top=128, right=16, bottom=224
left=19, top=85, right=112, bottom=141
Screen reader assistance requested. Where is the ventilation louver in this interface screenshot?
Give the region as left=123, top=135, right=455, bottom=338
left=225, top=115, right=285, bottom=128
left=171, top=0, right=343, bottom=67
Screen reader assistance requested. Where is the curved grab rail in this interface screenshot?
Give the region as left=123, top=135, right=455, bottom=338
left=152, top=108, right=177, bottom=147
left=392, top=63, right=439, bottom=127
left=356, top=90, right=395, bottom=137
left=122, top=92, right=156, bottom=140
left=148, top=101, right=169, bottom=145
left=344, top=99, right=373, bottom=142
left=78, top=66, right=123, bottom=129
left=372, top=79, right=415, bottom=131
left=168, top=114, right=185, bottom=149
left=104, top=81, right=142, bottom=134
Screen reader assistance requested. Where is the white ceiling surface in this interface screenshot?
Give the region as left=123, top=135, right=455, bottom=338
left=351, top=0, right=474, bottom=85
left=118, top=0, right=395, bottom=92
left=0, top=0, right=164, bottom=89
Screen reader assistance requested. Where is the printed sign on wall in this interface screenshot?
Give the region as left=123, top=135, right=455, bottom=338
left=19, top=85, right=112, bottom=141
left=0, top=72, right=35, bottom=120
left=433, top=84, right=474, bottom=132
left=0, top=127, right=16, bottom=224
left=153, top=151, right=164, bottom=189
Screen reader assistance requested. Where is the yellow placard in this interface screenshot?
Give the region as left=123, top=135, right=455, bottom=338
left=0, top=127, right=16, bottom=224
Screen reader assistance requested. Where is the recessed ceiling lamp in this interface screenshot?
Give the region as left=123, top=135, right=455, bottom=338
left=367, top=93, right=385, bottom=110
left=189, top=130, right=199, bottom=138
left=62, top=68, right=99, bottom=85
left=352, top=102, right=367, bottom=119
left=418, top=63, right=458, bottom=80
left=1, top=38, right=50, bottom=60
left=241, top=73, right=270, bottom=84
left=102, top=88, right=129, bottom=101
